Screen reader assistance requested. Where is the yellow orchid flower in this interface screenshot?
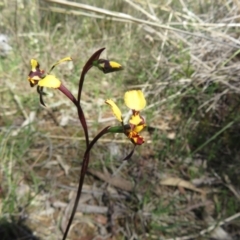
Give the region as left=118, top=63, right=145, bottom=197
left=28, top=57, right=74, bottom=106
left=28, top=57, right=72, bottom=89
left=105, top=90, right=146, bottom=145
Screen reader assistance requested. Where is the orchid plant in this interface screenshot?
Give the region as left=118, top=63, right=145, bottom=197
left=27, top=48, right=147, bottom=240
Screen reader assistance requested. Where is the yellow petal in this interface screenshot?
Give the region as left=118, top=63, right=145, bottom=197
left=109, top=61, right=122, bottom=69
left=133, top=123, right=146, bottom=133
left=105, top=99, right=122, bottom=122
left=129, top=114, right=142, bottom=126
left=124, top=90, right=146, bottom=111
left=30, top=59, right=39, bottom=71
left=49, top=57, right=72, bottom=73
left=38, top=74, right=61, bottom=88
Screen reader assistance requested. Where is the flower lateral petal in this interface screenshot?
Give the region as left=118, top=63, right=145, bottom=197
left=38, top=75, right=61, bottom=88
left=105, top=99, right=122, bottom=122
left=124, top=90, right=146, bottom=111
left=49, top=57, right=72, bottom=73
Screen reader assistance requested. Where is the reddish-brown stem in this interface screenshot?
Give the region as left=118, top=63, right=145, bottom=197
left=62, top=127, right=109, bottom=240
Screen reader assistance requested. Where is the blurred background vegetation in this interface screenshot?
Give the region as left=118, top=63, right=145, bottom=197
left=0, top=0, right=240, bottom=239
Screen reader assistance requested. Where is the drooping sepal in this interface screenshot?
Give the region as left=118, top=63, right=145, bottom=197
left=37, top=86, right=46, bottom=107
left=123, top=145, right=136, bottom=160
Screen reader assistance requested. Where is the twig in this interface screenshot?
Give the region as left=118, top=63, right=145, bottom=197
left=44, top=0, right=240, bottom=48
left=192, top=121, right=235, bottom=155
left=123, top=0, right=161, bottom=23
left=199, top=212, right=240, bottom=236
left=162, top=212, right=240, bottom=240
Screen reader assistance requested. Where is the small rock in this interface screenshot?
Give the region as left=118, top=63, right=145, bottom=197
left=0, top=34, right=12, bottom=57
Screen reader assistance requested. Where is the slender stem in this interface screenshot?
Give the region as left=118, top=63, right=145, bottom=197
left=60, top=49, right=106, bottom=239
left=58, top=84, right=77, bottom=105
left=58, top=84, right=89, bottom=146
left=76, top=105, right=89, bottom=147
left=62, top=126, right=109, bottom=240
left=59, top=82, right=90, bottom=240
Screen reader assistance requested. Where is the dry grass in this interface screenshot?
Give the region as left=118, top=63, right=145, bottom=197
left=0, top=0, right=240, bottom=239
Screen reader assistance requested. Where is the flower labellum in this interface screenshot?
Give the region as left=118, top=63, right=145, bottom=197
left=28, top=59, right=45, bottom=87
